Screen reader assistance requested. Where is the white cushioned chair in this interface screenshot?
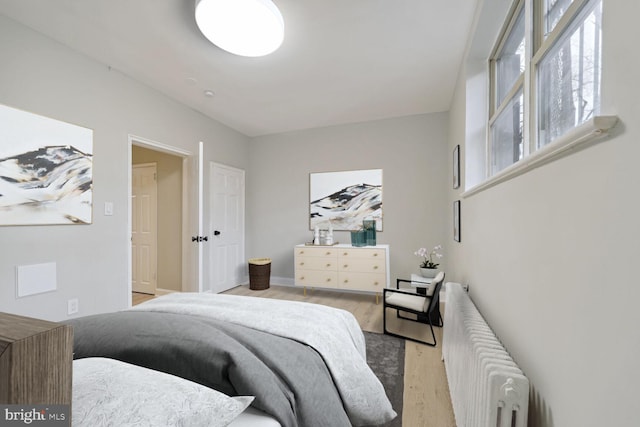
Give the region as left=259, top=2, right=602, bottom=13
left=382, top=271, right=445, bottom=346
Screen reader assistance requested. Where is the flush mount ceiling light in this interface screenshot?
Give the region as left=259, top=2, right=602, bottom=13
left=195, top=0, right=284, bottom=57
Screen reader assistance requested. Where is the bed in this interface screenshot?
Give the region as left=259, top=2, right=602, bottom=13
left=66, top=292, right=397, bottom=426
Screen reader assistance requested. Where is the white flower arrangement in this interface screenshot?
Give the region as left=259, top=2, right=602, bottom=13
left=415, top=245, right=443, bottom=269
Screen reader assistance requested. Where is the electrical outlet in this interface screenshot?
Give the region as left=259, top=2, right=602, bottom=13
left=68, top=298, right=79, bottom=315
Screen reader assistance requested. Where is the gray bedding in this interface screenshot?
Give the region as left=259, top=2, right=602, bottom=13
left=129, top=292, right=396, bottom=426
left=66, top=311, right=352, bottom=427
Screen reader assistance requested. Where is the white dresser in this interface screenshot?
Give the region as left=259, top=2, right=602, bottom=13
left=294, top=244, right=390, bottom=302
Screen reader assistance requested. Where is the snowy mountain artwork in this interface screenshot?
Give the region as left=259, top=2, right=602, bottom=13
left=0, top=104, right=93, bottom=225
left=310, top=169, right=382, bottom=231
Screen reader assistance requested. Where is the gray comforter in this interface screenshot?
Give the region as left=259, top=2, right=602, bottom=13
left=66, top=311, right=352, bottom=427
left=130, top=292, right=396, bottom=426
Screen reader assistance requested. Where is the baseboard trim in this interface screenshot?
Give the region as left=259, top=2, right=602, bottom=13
left=239, top=276, right=295, bottom=287
left=155, top=288, right=178, bottom=296
left=269, top=276, right=295, bottom=286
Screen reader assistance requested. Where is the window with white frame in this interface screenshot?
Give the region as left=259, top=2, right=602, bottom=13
left=536, top=0, right=602, bottom=147
left=487, top=0, right=602, bottom=176
left=490, top=4, right=525, bottom=175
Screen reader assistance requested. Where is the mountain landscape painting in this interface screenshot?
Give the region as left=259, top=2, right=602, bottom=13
left=310, top=169, right=382, bottom=231
left=0, top=104, right=93, bottom=225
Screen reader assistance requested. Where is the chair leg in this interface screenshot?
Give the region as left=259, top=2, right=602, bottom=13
left=383, top=306, right=437, bottom=347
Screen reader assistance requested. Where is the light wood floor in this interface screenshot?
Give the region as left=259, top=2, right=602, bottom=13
left=133, top=286, right=456, bottom=426
left=132, top=292, right=156, bottom=306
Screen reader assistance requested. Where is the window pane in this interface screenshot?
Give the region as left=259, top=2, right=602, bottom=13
left=544, top=0, right=575, bottom=38
left=491, top=88, right=524, bottom=175
left=495, top=7, right=526, bottom=106
left=537, top=0, right=601, bottom=147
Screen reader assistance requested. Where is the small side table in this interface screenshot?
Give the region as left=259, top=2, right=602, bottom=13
left=0, top=312, right=73, bottom=405
left=396, top=274, right=441, bottom=325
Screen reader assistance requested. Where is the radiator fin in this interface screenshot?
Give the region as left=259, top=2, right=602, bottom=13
left=443, top=283, right=529, bottom=427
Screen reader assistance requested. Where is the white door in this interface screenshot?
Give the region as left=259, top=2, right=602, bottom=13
left=208, top=163, right=245, bottom=293
left=132, top=163, right=157, bottom=294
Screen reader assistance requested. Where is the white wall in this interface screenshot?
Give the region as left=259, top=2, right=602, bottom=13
left=0, top=14, right=450, bottom=319
left=247, top=113, right=449, bottom=285
left=448, top=2, right=640, bottom=426
left=0, top=16, right=250, bottom=321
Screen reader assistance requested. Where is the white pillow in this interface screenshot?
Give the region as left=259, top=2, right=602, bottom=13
left=73, top=357, right=254, bottom=427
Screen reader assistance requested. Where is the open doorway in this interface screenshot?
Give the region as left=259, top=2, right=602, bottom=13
left=129, top=136, right=192, bottom=306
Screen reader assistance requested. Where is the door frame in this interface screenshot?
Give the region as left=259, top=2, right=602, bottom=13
left=127, top=134, right=193, bottom=307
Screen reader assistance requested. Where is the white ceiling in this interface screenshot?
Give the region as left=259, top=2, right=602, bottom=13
left=0, top=0, right=478, bottom=137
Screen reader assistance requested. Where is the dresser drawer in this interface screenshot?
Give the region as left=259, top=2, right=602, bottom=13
left=295, top=247, right=337, bottom=257
left=338, top=248, right=385, bottom=260
left=338, top=257, right=386, bottom=274
left=296, top=270, right=339, bottom=288
left=338, top=272, right=386, bottom=292
left=295, top=256, right=337, bottom=271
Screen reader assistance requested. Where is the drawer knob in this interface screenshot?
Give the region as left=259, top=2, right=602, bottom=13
left=326, top=278, right=332, bottom=282
left=326, top=263, right=332, bottom=267
left=300, top=262, right=305, bottom=266
left=343, top=252, right=348, bottom=256
left=344, top=279, right=349, bottom=283
left=373, top=265, right=378, bottom=270
left=325, top=251, right=331, bottom=255
left=343, top=264, right=349, bottom=268
left=374, top=281, right=379, bottom=286
left=373, top=253, right=378, bottom=257
left=300, top=276, right=305, bottom=280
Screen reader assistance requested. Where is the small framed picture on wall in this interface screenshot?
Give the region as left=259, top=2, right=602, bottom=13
left=453, top=200, right=461, bottom=242
left=453, top=145, right=460, bottom=189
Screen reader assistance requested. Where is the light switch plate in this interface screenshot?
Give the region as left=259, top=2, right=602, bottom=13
left=104, top=202, right=114, bottom=216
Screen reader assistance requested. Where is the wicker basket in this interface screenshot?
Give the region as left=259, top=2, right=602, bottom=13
left=248, top=258, right=271, bottom=290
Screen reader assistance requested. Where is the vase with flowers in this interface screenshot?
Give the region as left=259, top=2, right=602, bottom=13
left=415, top=245, right=443, bottom=278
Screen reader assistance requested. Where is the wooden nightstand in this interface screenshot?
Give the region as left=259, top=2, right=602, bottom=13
left=0, top=312, right=73, bottom=405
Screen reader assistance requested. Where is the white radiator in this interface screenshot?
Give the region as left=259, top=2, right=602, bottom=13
left=443, top=283, right=529, bottom=427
